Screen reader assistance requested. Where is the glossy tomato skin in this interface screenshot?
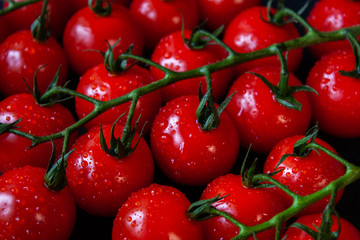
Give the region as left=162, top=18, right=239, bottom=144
left=0, top=166, right=76, bottom=240
left=223, top=6, right=303, bottom=75
left=200, top=174, right=288, bottom=240
left=306, top=49, right=360, bottom=138
left=3, top=0, right=73, bottom=38
left=63, top=3, right=144, bottom=75
left=283, top=213, right=360, bottom=240
left=66, top=124, right=154, bottom=217
left=0, top=30, right=68, bottom=97
left=307, top=0, right=360, bottom=59
left=75, top=64, right=162, bottom=135
left=150, top=29, right=233, bottom=103
left=150, top=95, right=240, bottom=186
left=112, top=183, right=204, bottom=240
left=263, top=135, right=346, bottom=216
left=130, top=0, right=199, bottom=50
left=225, top=66, right=312, bottom=154
left=0, top=94, right=76, bottom=173
left=196, top=0, right=261, bottom=31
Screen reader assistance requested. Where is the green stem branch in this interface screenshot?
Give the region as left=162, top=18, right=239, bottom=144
left=0, top=0, right=42, bottom=16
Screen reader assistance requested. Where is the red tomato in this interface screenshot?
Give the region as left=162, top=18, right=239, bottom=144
left=0, top=30, right=68, bottom=97
left=0, top=166, right=76, bottom=240
left=66, top=123, right=154, bottom=216
left=112, top=183, right=204, bottom=240
left=196, top=0, right=261, bottom=31
left=223, top=6, right=303, bottom=75
left=200, top=174, right=288, bottom=240
left=263, top=135, right=346, bottom=216
left=3, top=0, right=73, bottom=38
left=150, top=95, right=240, bottom=186
left=306, top=49, right=360, bottom=138
left=283, top=213, right=360, bottom=240
left=150, top=29, right=233, bottom=103
left=225, top=66, right=312, bottom=153
left=62, top=3, right=144, bottom=75
left=130, top=0, right=199, bottom=50
left=0, top=93, right=76, bottom=173
left=75, top=64, right=162, bottom=134
left=307, top=0, right=360, bottom=59
left=70, top=0, right=131, bottom=13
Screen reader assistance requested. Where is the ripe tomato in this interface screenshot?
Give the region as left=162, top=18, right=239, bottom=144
left=62, top=3, right=144, bottom=75
left=306, top=49, right=360, bottom=138
left=150, top=95, right=239, bottom=186
left=223, top=6, right=303, bottom=75
left=196, top=0, right=261, bottom=31
left=225, top=66, right=312, bottom=153
left=66, top=123, right=154, bottom=217
left=263, top=135, right=346, bottom=216
left=200, top=174, right=288, bottom=240
left=0, top=93, right=76, bottom=173
left=2, top=0, right=73, bottom=38
left=150, top=29, right=233, bottom=103
left=0, top=30, right=68, bottom=97
left=283, top=213, right=360, bottom=240
left=75, top=64, right=162, bottom=134
left=0, top=166, right=76, bottom=240
left=307, top=0, right=360, bottom=59
left=112, top=183, right=204, bottom=240
left=129, top=0, right=199, bottom=50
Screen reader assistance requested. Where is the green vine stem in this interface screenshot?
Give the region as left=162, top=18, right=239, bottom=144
left=0, top=0, right=42, bottom=16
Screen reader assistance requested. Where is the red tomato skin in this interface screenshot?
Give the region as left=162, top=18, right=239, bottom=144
left=150, top=29, right=233, bottom=103
left=150, top=95, right=240, bottom=186
left=225, top=66, right=312, bottom=154
left=66, top=124, right=154, bottom=217
left=196, top=0, right=261, bottom=31
left=62, top=4, right=144, bottom=75
left=306, top=49, right=360, bottom=138
left=307, top=0, right=360, bottom=59
left=263, top=135, right=346, bottom=216
left=0, top=30, right=68, bottom=97
left=0, top=166, right=76, bottom=240
left=200, top=174, right=288, bottom=240
left=112, top=183, right=204, bottom=240
left=130, top=0, right=199, bottom=50
left=3, top=0, right=73, bottom=38
left=223, top=7, right=303, bottom=75
left=283, top=213, right=360, bottom=240
left=0, top=94, right=77, bottom=173
left=75, top=64, right=162, bottom=135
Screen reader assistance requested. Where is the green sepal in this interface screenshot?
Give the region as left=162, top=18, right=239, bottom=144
left=0, top=119, right=21, bottom=135
left=44, top=141, right=75, bottom=191
left=240, top=145, right=258, bottom=187
left=30, top=0, right=50, bottom=42
left=104, top=39, right=135, bottom=74
left=339, top=31, right=360, bottom=79
left=88, top=0, right=112, bottom=16
left=187, top=194, right=229, bottom=221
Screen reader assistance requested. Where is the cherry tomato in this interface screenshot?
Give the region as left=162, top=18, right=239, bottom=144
left=150, top=95, right=239, bottom=186
left=112, top=183, right=204, bottom=240
left=75, top=64, right=162, bottom=135
left=306, top=49, right=360, bottom=138
left=130, top=0, right=199, bottom=50
left=283, top=213, right=360, bottom=240
left=196, top=0, right=261, bottom=31
left=3, top=0, right=73, bottom=38
left=200, top=173, right=288, bottom=240
left=66, top=123, right=154, bottom=216
left=223, top=6, right=303, bottom=75
left=0, top=93, right=76, bottom=173
left=0, top=30, right=68, bottom=97
left=150, top=29, right=233, bottom=103
left=225, top=66, right=312, bottom=153
left=62, top=3, right=144, bottom=75
left=263, top=135, right=346, bottom=216
left=0, top=166, right=76, bottom=240
left=307, top=0, right=360, bottom=59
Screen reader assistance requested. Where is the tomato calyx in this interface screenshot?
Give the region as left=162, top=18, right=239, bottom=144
left=99, top=114, right=143, bottom=158
left=88, top=0, right=112, bottom=16
left=187, top=194, right=229, bottom=222
left=30, top=0, right=50, bottom=42
left=339, top=31, right=360, bottom=79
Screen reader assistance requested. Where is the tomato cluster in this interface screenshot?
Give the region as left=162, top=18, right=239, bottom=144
left=0, top=0, right=360, bottom=239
